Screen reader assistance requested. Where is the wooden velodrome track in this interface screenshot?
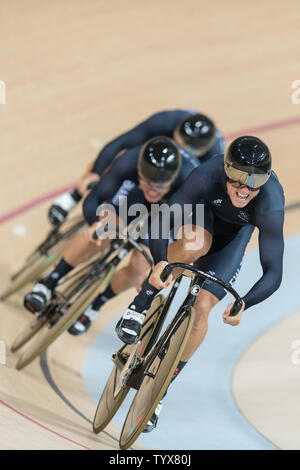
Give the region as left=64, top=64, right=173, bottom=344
left=1, top=0, right=300, bottom=450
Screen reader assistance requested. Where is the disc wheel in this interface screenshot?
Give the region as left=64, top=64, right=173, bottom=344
left=119, top=306, right=194, bottom=450
left=11, top=314, right=49, bottom=352
left=93, top=294, right=165, bottom=434
left=15, top=265, right=115, bottom=370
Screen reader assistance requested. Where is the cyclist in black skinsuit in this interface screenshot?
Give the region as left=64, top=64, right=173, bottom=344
left=24, top=138, right=203, bottom=330
left=116, top=135, right=285, bottom=432
left=47, top=110, right=224, bottom=225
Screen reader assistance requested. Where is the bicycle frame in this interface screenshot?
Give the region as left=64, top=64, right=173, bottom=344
left=121, top=263, right=242, bottom=390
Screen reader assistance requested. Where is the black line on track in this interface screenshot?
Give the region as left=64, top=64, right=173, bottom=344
left=39, top=351, right=121, bottom=446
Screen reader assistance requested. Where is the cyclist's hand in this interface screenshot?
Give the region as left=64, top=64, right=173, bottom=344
left=149, top=261, right=172, bottom=290
left=222, top=300, right=245, bottom=326
left=87, top=222, right=103, bottom=248
left=48, top=192, right=77, bottom=226
left=78, top=173, right=100, bottom=197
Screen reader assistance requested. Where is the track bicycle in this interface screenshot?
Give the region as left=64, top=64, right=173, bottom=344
left=12, top=233, right=152, bottom=369
left=93, top=262, right=242, bottom=450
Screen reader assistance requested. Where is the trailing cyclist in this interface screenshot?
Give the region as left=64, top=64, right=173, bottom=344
left=24, top=137, right=199, bottom=335
left=48, top=110, right=224, bottom=224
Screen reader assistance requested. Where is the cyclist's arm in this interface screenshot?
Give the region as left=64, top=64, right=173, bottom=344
left=242, top=210, right=284, bottom=310
left=82, top=148, right=138, bottom=226
left=92, top=110, right=187, bottom=175
left=75, top=160, right=100, bottom=196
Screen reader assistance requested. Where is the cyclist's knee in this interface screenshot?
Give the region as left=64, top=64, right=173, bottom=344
left=127, top=249, right=151, bottom=279
left=193, top=292, right=218, bottom=328
left=175, top=227, right=212, bottom=263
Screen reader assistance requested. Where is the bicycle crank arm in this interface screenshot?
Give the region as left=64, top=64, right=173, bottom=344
left=113, top=341, right=143, bottom=398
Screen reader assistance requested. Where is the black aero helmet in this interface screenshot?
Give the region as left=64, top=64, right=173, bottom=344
left=224, top=136, right=272, bottom=189
left=173, top=113, right=216, bottom=157
left=138, top=136, right=181, bottom=183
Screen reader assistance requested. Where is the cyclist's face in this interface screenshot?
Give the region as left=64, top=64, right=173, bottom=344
left=226, top=180, right=260, bottom=208
left=139, top=178, right=171, bottom=203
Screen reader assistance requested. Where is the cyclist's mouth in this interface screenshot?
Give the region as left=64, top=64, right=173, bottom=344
left=236, top=191, right=249, bottom=202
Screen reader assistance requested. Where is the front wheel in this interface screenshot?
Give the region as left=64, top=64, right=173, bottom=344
left=93, top=294, right=166, bottom=434
left=119, top=306, right=194, bottom=450
left=93, top=362, right=130, bottom=434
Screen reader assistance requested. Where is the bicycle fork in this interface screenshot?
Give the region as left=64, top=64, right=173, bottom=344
left=143, top=274, right=206, bottom=381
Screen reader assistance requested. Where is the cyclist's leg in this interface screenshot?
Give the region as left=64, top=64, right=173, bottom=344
left=69, top=245, right=152, bottom=335
left=116, top=203, right=214, bottom=344
left=127, top=201, right=215, bottom=311
left=24, top=221, right=109, bottom=313
left=146, top=224, right=254, bottom=431
left=63, top=222, right=107, bottom=266
left=181, top=223, right=254, bottom=361
left=111, top=244, right=152, bottom=293
left=180, top=290, right=219, bottom=361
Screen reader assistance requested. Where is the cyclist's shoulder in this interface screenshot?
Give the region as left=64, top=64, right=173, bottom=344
left=114, top=145, right=142, bottom=164
left=255, top=171, right=285, bottom=214
left=106, top=145, right=141, bottom=179
left=253, top=173, right=285, bottom=231
left=146, top=108, right=197, bottom=127
left=198, top=153, right=225, bottom=176
left=179, top=147, right=200, bottom=169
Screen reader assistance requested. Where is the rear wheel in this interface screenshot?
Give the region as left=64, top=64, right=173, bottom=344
left=11, top=314, right=49, bottom=352
left=0, top=217, right=86, bottom=301
left=15, top=265, right=115, bottom=370
left=119, top=306, right=194, bottom=450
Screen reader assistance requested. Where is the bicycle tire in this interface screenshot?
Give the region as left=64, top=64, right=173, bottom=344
left=15, top=265, right=115, bottom=370
left=93, top=363, right=130, bottom=434
left=119, top=306, right=194, bottom=450
left=92, top=294, right=165, bottom=434
left=1, top=218, right=86, bottom=301
left=11, top=314, right=49, bottom=353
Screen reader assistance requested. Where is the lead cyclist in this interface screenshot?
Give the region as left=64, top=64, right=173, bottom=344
left=116, top=135, right=285, bottom=432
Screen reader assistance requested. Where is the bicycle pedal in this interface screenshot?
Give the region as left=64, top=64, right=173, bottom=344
left=47, top=305, right=65, bottom=328
left=144, top=371, right=155, bottom=379
left=47, top=313, right=61, bottom=328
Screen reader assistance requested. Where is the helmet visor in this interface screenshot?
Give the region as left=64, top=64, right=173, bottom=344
left=224, top=161, right=271, bottom=189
